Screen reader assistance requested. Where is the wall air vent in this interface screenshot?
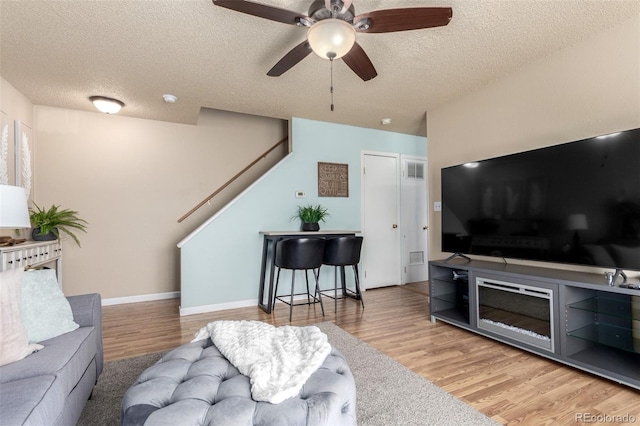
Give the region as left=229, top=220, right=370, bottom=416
left=406, top=161, right=424, bottom=179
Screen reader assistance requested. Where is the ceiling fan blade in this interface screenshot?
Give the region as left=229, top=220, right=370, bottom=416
left=213, top=0, right=308, bottom=26
left=341, top=0, right=353, bottom=14
left=342, top=42, right=377, bottom=81
left=354, top=7, right=452, bottom=33
left=267, top=40, right=313, bottom=77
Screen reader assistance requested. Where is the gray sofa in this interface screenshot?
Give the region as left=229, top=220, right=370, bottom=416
left=0, top=293, right=103, bottom=426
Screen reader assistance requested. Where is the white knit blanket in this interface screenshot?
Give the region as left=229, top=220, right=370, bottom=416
left=192, top=320, right=331, bottom=404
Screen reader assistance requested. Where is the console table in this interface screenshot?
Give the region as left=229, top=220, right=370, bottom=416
left=0, top=240, right=63, bottom=286
left=429, top=258, right=640, bottom=390
left=258, top=230, right=360, bottom=313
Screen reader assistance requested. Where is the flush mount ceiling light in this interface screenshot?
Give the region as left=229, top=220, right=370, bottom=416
left=163, top=94, right=177, bottom=103
left=89, top=96, right=124, bottom=114
left=307, top=19, right=356, bottom=59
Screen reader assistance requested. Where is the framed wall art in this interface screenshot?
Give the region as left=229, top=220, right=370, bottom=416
left=318, top=161, right=348, bottom=197
left=0, top=110, right=9, bottom=185
left=14, top=120, right=33, bottom=201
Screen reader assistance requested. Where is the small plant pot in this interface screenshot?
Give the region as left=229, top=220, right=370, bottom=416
left=301, top=222, right=320, bottom=232
left=32, top=227, right=58, bottom=242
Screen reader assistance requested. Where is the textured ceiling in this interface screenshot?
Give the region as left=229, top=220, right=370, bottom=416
left=1, top=0, right=638, bottom=136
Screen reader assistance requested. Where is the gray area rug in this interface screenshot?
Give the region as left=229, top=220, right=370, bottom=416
left=79, top=322, right=496, bottom=425
left=315, top=322, right=496, bottom=426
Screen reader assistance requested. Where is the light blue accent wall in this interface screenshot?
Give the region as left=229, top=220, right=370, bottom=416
left=180, top=117, right=426, bottom=309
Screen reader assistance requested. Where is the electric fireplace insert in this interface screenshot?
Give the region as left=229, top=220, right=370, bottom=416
left=476, top=277, right=556, bottom=352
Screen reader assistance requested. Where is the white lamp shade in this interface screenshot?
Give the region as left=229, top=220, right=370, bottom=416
left=568, top=214, right=588, bottom=231
left=0, top=185, right=31, bottom=228
left=307, top=19, right=356, bottom=59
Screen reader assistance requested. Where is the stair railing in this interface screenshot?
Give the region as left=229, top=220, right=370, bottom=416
left=177, top=137, right=288, bottom=223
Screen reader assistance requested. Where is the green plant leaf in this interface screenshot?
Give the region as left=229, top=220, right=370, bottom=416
left=29, top=202, right=88, bottom=247
left=291, top=204, right=329, bottom=223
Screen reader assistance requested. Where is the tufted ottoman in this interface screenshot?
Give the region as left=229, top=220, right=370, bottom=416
left=121, top=338, right=356, bottom=426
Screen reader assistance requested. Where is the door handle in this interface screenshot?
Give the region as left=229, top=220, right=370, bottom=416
left=423, top=226, right=428, bottom=230
left=392, top=224, right=398, bottom=229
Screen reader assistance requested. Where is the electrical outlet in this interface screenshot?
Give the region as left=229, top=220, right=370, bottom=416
left=434, top=201, right=442, bottom=212
left=295, top=191, right=306, bottom=198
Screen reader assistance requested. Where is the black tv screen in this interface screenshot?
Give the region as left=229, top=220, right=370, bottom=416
left=441, top=127, right=640, bottom=272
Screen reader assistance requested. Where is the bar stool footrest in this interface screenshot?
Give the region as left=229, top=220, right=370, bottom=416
left=319, top=289, right=362, bottom=300
left=274, top=292, right=323, bottom=307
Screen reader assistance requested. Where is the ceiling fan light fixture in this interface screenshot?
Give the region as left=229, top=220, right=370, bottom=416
left=89, top=96, right=124, bottom=114
left=307, top=18, right=356, bottom=59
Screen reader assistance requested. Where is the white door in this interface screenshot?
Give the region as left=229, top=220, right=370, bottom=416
left=401, top=156, right=429, bottom=283
left=362, top=152, right=401, bottom=289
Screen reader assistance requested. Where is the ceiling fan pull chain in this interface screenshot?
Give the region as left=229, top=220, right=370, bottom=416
left=328, top=53, right=336, bottom=111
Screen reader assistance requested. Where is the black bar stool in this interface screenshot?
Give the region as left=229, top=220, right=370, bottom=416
left=321, top=236, right=364, bottom=313
left=273, top=237, right=326, bottom=321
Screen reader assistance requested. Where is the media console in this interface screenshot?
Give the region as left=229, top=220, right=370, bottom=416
left=429, top=258, right=640, bottom=390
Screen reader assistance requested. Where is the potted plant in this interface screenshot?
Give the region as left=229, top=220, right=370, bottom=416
left=29, top=203, right=88, bottom=247
left=292, top=204, right=329, bottom=231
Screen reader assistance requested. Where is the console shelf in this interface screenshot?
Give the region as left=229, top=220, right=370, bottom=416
left=565, top=345, right=640, bottom=383
left=566, top=295, right=638, bottom=354
left=430, top=266, right=470, bottom=326
left=567, top=323, right=636, bottom=353
left=429, top=258, right=640, bottom=390
left=432, top=306, right=470, bottom=325
left=567, top=296, right=638, bottom=321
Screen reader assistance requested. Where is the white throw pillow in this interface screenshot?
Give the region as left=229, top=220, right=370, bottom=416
left=0, top=268, right=43, bottom=366
left=21, top=269, right=79, bottom=343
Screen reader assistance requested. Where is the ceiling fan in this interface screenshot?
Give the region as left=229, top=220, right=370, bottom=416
left=212, top=0, right=452, bottom=81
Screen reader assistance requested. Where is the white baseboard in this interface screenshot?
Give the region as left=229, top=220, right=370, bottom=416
left=104, top=293, right=329, bottom=315
left=101, top=291, right=180, bottom=306
left=179, top=298, right=259, bottom=316
left=179, top=293, right=329, bottom=316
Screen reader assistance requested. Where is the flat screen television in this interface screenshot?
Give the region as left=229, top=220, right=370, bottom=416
left=441, top=127, right=640, bottom=272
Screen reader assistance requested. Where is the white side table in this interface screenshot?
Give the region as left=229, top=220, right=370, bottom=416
left=0, top=240, right=63, bottom=287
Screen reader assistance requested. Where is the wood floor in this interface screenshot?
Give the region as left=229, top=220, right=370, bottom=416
left=102, top=283, right=640, bottom=425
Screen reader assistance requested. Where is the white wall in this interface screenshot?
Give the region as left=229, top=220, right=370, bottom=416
left=32, top=106, right=286, bottom=298
left=427, top=15, right=640, bottom=274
